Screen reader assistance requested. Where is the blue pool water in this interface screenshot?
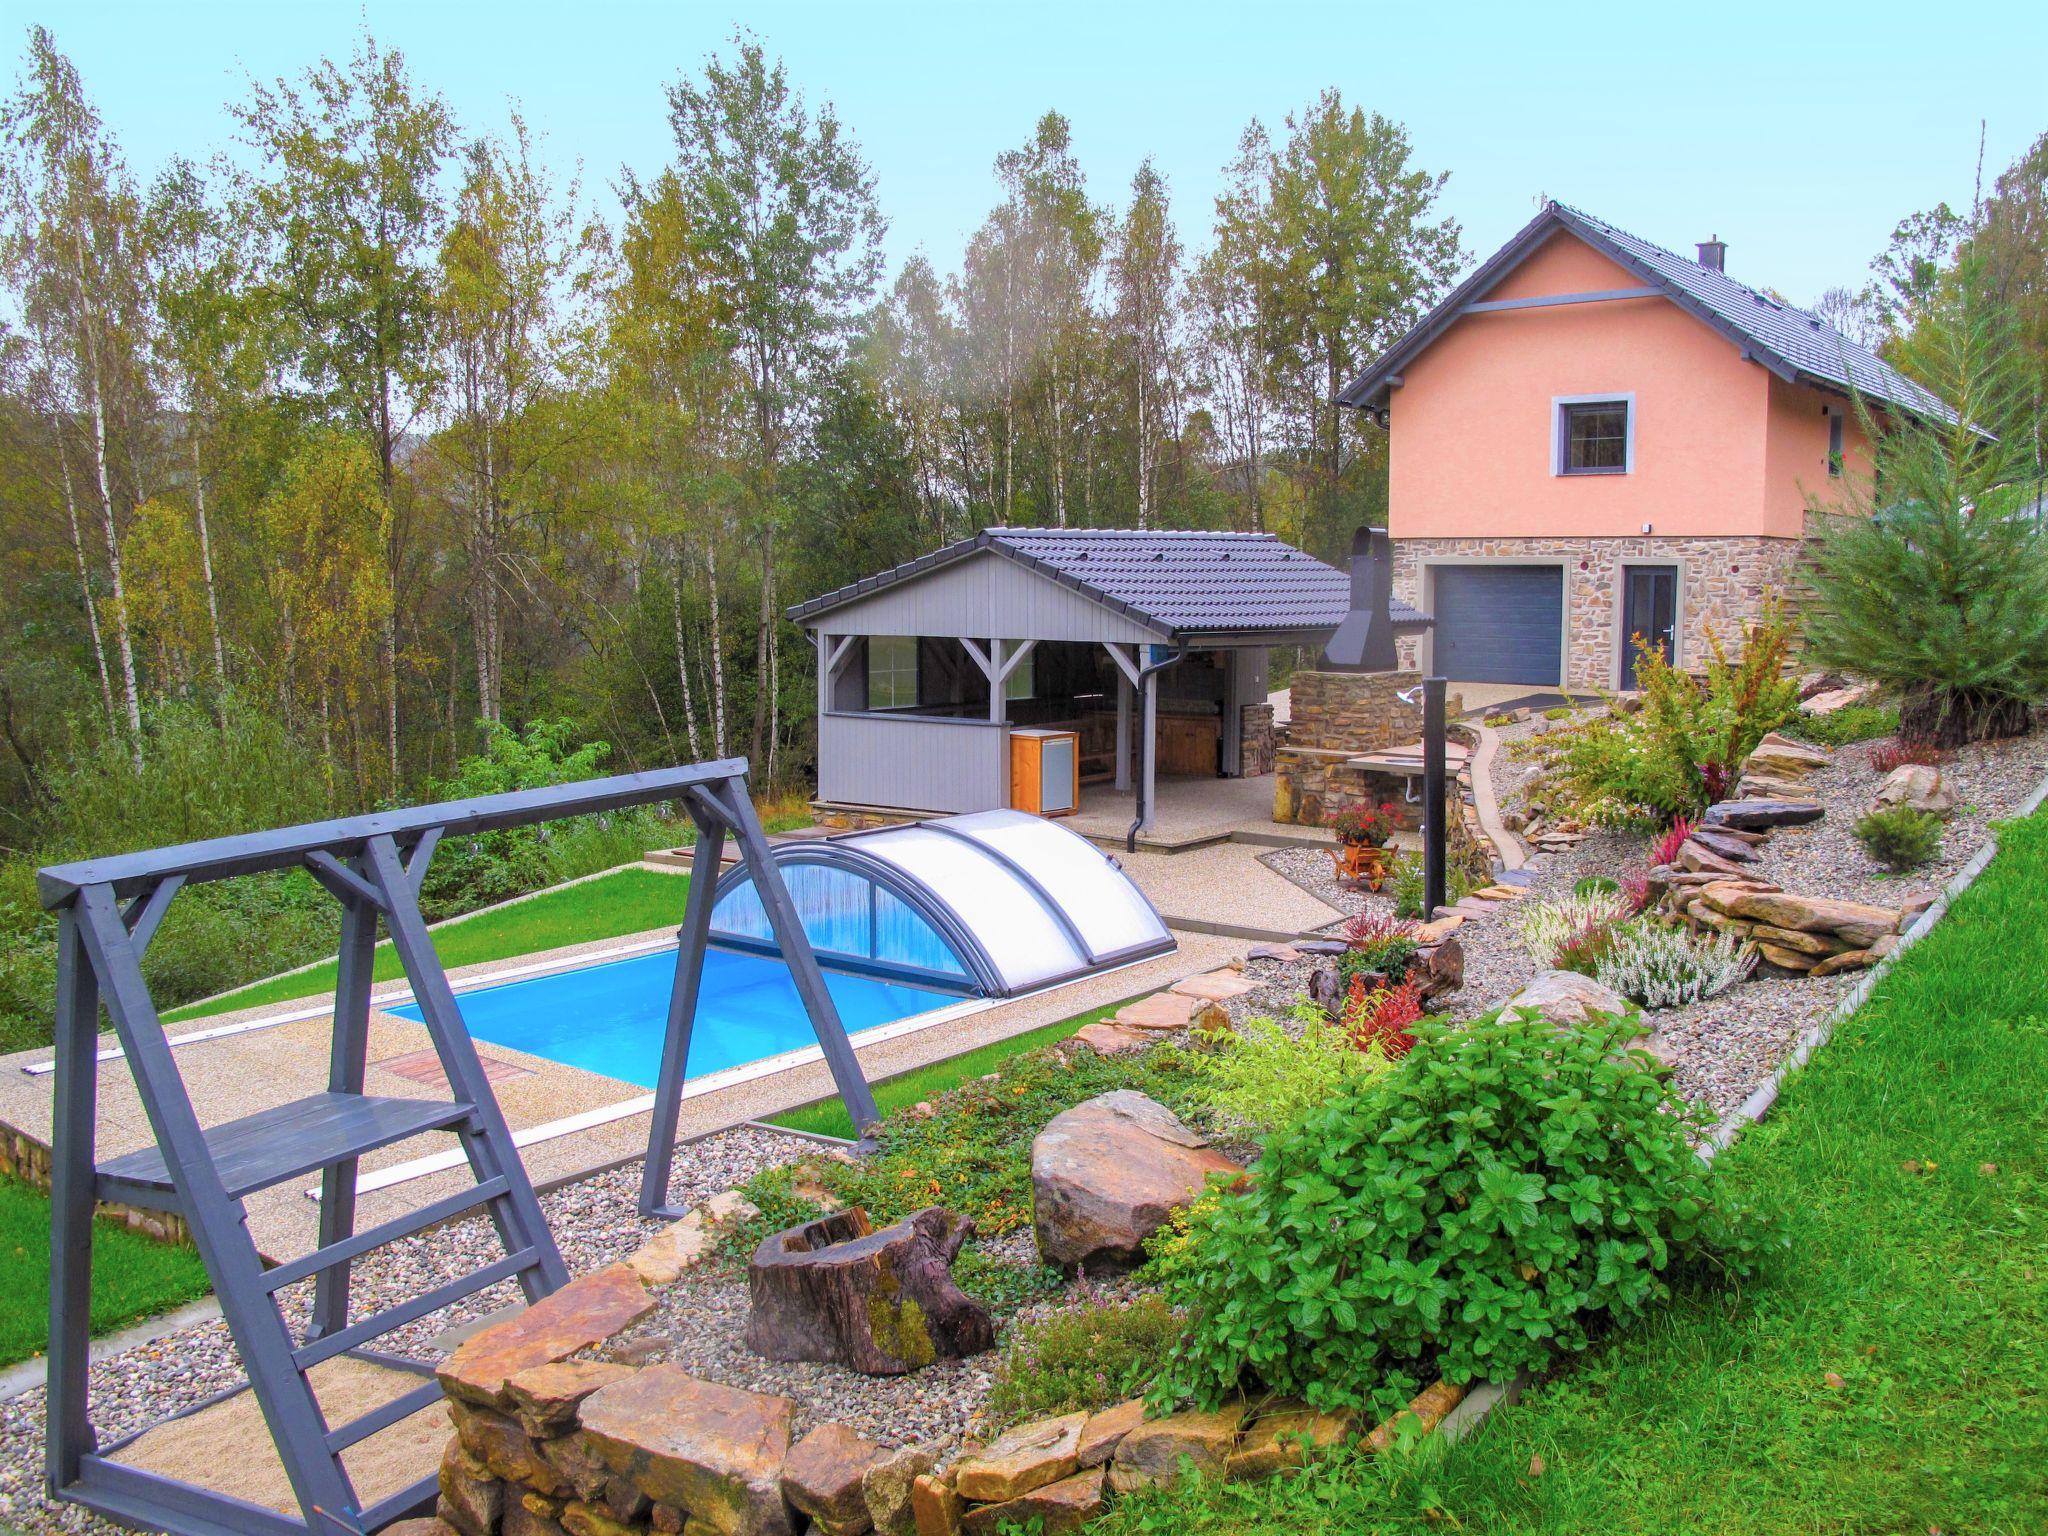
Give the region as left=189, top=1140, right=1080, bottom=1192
left=386, top=947, right=949, bottom=1088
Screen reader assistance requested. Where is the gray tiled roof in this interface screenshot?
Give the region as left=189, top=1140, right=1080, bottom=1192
left=1341, top=200, right=1958, bottom=426
left=787, top=527, right=1427, bottom=638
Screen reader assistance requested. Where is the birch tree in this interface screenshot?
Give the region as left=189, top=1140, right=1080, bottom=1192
left=1111, top=160, right=1182, bottom=528
left=1, top=26, right=150, bottom=752
left=665, top=32, right=883, bottom=776
left=234, top=29, right=453, bottom=786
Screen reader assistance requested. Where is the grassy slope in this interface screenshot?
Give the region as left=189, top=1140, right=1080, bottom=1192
left=161, top=866, right=690, bottom=1022
left=767, top=1000, right=1125, bottom=1139
left=0, top=1176, right=212, bottom=1367
left=1093, top=814, right=2048, bottom=1536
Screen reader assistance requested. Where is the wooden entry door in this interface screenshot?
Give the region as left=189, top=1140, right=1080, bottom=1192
left=1621, top=565, right=1678, bottom=688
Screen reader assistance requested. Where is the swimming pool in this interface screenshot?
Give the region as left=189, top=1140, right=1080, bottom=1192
left=386, top=946, right=950, bottom=1088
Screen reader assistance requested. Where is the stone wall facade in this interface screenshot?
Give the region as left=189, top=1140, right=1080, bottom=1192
left=1237, top=703, right=1276, bottom=777
left=1283, top=670, right=1424, bottom=754
left=1390, top=535, right=1808, bottom=693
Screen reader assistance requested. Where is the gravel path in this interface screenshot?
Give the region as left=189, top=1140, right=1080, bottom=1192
left=0, top=1127, right=809, bottom=1536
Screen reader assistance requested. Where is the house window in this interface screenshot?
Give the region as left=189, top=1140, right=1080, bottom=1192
left=867, top=636, right=918, bottom=710
left=1004, top=648, right=1034, bottom=702
left=1558, top=399, right=1631, bottom=475
left=1828, top=411, right=1845, bottom=477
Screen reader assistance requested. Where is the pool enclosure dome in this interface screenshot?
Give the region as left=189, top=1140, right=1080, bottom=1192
left=707, top=809, right=1174, bottom=997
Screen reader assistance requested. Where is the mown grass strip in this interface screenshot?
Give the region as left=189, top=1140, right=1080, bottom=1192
left=766, top=1001, right=1128, bottom=1140
left=161, top=867, right=690, bottom=1022
left=1091, top=813, right=2048, bottom=1535
left=0, top=1176, right=212, bottom=1368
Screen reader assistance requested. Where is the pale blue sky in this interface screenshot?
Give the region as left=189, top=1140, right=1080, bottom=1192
left=23, top=1, right=2048, bottom=306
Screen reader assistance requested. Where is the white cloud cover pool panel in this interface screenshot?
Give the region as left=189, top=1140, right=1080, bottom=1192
left=705, top=809, right=1174, bottom=997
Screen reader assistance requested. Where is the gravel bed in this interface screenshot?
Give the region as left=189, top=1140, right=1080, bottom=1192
left=1258, top=844, right=1378, bottom=919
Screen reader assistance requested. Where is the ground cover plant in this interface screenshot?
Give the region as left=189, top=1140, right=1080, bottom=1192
left=985, top=1297, right=1183, bottom=1430
left=0, top=1176, right=212, bottom=1367
left=1781, top=701, right=1900, bottom=747
left=1154, top=1010, right=1757, bottom=1419
left=1182, top=1004, right=1392, bottom=1137
left=765, top=1000, right=1127, bottom=1140
left=1088, top=811, right=2048, bottom=1536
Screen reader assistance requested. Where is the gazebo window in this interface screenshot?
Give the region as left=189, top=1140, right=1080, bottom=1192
left=868, top=635, right=919, bottom=709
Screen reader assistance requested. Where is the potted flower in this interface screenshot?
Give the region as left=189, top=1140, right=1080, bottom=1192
left=1327, top=802, right=1399, bottom=890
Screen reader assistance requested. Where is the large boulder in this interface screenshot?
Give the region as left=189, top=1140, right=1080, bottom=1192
left=1031, top=1091, right=1242, bottom=1271
left=1872, top=764, right=1956, bottom=818
left=1500, top=970, right=1632, bottom=1027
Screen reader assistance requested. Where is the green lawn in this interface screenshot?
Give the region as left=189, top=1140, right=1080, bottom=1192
left=767, top=1000, right=1128, bottom=1139
left=1094, top=813, right=2048, bottom=1536
left=0, top=1176, right=212, bottom=1367
left=162, top=866, right=691, bottom=1022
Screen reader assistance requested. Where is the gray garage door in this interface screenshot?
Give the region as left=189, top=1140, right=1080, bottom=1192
left=1431, top=565, right=1564, bottom=685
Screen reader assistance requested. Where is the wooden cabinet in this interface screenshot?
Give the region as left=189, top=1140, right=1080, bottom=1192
left=1010, top=728, right=1080, bottom=816
left=1156, top=713, right=1221, bottom=777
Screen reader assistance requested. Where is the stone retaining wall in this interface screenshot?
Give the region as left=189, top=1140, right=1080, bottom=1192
left=411, top=1196, right=1473, bottom=1536
left=0, top=1118, right=192, bottom=1248
left=1391, top=534, right=1807, bottom=692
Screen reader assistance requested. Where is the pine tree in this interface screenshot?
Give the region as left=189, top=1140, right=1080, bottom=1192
left=1803, top=261, right=2048, bottom=744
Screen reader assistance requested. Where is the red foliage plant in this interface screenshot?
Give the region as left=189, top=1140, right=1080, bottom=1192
left=1650, top=816, right=1694, bottom=869
left=1341, top=911, right=1421, bottom=950
left=1620, top=871, right=1652, bottom=915
left=1869, top=737, right=1948, bottom=774
left=1551, top=916, right=1622, bottom=978
left=1344, top=975, right=1423, bottom=1061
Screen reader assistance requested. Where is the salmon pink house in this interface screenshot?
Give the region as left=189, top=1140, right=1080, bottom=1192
left=1340, top=201, right=1956, bottom=692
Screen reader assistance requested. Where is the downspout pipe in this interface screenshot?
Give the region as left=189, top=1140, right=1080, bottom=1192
left=1127, top=641, right=1189, bottom=852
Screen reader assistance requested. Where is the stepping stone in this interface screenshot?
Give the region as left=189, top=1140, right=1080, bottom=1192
left=438, top=1264, right=653, bottom=1407
left=1245, top=942, right=1301, bottom=962
left=1703, top=798, right=1824, bottom=831
left=1169, top=970, right=1259, bottom=1002
left=1413, top=914, right=1464, bottom=943
left=1112, top=992, right=1200, bottom=1032
left=953, top=1412, right=1086, bottom=1502
left=1470, top=885, right=1524, bottom=901
left=1294, top=939, right=1348, bottom=957
left=1069, top=1022, right=1149, bottom=1056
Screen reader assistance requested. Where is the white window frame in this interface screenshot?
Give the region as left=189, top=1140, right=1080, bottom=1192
left=867, top=635, right=919, bottom=711
left=1827, top=408, right=1845, bottom=478
left=1553, top=392, right=1636, bottom=477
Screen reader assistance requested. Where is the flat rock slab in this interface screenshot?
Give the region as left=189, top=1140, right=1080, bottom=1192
left=1111, top=992, right=1200, bottom=1031
left=1108, top=1400, right=1249, bottom=1494
left=861, top=1445, right=936, bottom=1535
left=783, top=1421, right=885, bottom=1536
left=1068, top=1021, right=1150, bottom=1056
left=1075, top=1399, right=1145, bottom=1469
left=1702, top=888, right=1900, bottom=948
left=961, top=1466, right=1105, bottom=1534
left=1032, top=1091, right=1242, bottom=1270
left=1225, top=1402, right=1358, bottom=1481
left=1168, top=970, right=1259, bottom=1002
left=577, top=1365, right=796, bottom=1536
left=1703, top=798, right=1824, bottom=830
left=440, top=1265, right=654, bottom=1407
left=952, top=1412, right=1085, bottom=1502
left=504, top=1361, right=639, bottom=1437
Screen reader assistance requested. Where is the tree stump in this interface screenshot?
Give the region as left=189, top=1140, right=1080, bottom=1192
left=744, top=1206, right=994, bottom=1375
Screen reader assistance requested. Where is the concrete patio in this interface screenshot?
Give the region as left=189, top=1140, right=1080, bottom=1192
left=1064, top=773, right=1337, bottom=852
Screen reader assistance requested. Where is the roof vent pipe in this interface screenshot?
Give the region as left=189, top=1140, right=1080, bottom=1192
left=1697, top=236, right=1727, bottom=272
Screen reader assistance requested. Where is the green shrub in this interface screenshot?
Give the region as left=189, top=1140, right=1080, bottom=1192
left=1782, top=703, right=1898, bottom=747
left=986, top=1298, right=1184, bottom=1429
left=1540, top=606, right=1800, bottom=821
left=1854, top=805, right=1944, bottom=872
left=1157, top=1011, right=1758, bottom=1417
left=1181, top=1007, right=1390, bottom=1137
